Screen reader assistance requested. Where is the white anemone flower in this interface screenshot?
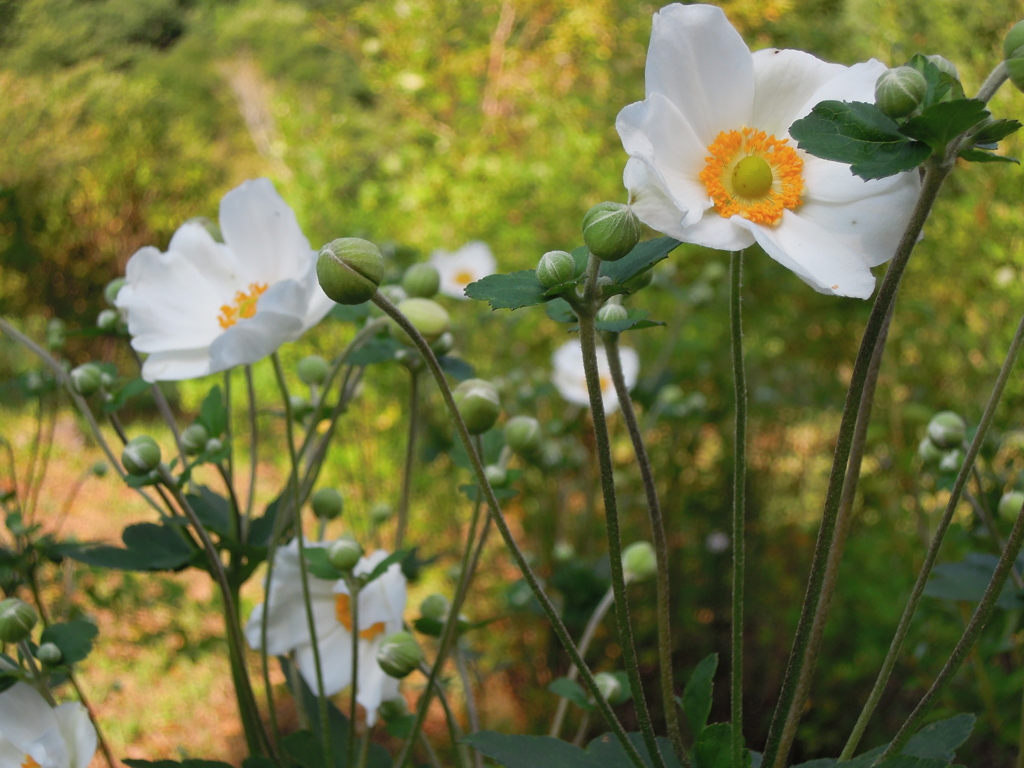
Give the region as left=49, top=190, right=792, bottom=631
left=244, top=542, right=407, bottom=726
left=429, top=241, right=497, bottom=299
left=617, top=4, right=921, bottom=299
left=117, top=178, right=334, bottom=382
left=552, top=339, right=639, bottom=414
left=0, top=683, right=97, bottom=768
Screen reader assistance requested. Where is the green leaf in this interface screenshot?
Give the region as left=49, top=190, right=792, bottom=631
left=124, top=761, right=235, bottom=768
left=548, top=677, right=592, bottom=711
left=594, top=308, right=665, bottom=334
left=924, top=553, right=1024, bottom=609
left=246, top=498, right=278, bottom=547
left=844, top=745, right=885, bottom=767
left=242, top=758, right=277, bottom=768
left=439, top=355, right=475, bottom=381
left=40, top=619, right=98, bottom=665
left=599, top=237, right=680, bottom=285
left=972, top=118, right=1023, bottom=145
left=905, top=54, right=958, bottom=106
left=364, top=549, right=409, bottom=583
left=789, top=101, right=931, bottom=180
left=282, top=730, right=327, bottom=768
left=873, top=758, right=947, bottom=768
left=546, top=298, right=577, bottom=324
left=458, top=483, right=519, bottom=503
left=466, top=270, right=548, bottom=311
left=903, top=713, right=975, bottom=761
left=101, top=377, right=150, bottom=414
left=65, top=523, right=193, bottom=571
left=348, top=336, right=403, bottom=366
left=899, top=99, right=990, bottom=152
left=587, top=733, right=684, bottom=767
left=413, top=616, right=444, bottom=637
left=303, top=546, right=343, bottom=580
left=184, top=486, right=232, bottom=538
left=197, top=386, right=227, bottom=438
left=463, top=732, right=595, bottom=768
left=694, top=723, right=742, bottom=768
left=682, top=653, right=718, bottom=742
left=958, top=148, right=1018, bottom=164
left=329, top=302, right=371, bottom=323
left=385, top=714, right=417, bottom=739
left=792, top=761, right=836, bottom=767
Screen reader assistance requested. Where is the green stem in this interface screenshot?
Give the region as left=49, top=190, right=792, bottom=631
left=418, top=661, right=470, bottom=768
left=454, top=644, right=483, bottom=768
left=605, top=332, right=687, bottom=765
left=271, top=353, right=331, bottom=768
left=762, top=156, right=953, bottom=768
left=347, top=575, right=360, bottom=768
left=579, top=255, right=667, bottom=768
left=19, top=639, right=56, bottom=706
left=396, top=368, right=420, bottom=550
left=244, top=365, right=259, bottom=534
left=371, top=290, right=649, bottom=768
left=840, top=303, right=1024, bottom=760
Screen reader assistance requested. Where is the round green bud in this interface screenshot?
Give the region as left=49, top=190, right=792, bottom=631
left=622, top=541, right=657, bottom=583
left=0, top=598, right=38, bottom=644
left=377, top=631, right=424, bottom=678
left=1005, top=20, right=1024, bottom=59
left=420, top=593, right=451, bottom=622
left=317, top=238, right=385, bottom=306
left=596, top=304, right=629, bottom=324
left=122, top=435, right=161, bottom=475
left=104, top=278, right=127, bottom=306
left=297, top=355, right=330, bottom=386
left=453, top=378, right=501, bottom=435
left=1008, top=57, right=1024, bottom=93
left=46, top=319, right=66, bottom=351
left=875, top=66, right=927, bottom=119
left=205, top=437, right=223, bottom=454
left=622, top=268, right=654, bottom=293
left=939, top=448, right=964, bottom=474
left=97, top=308, right=120, bottom=332
left=370, top=502, right=393, bottom=526
left=504, top=415, right=542, bottom=454
left=378, top=698, right=409, bottom=722
left=431, top=331, right=455, bottom=356
left=484, top=464, right=507, bottom=487
left=70, top=363, right=103, bottom=397
left=536, top=251, right=576, bottom=287
left=289, top=395, right=313, bottom=421
left=402, top=263, right=441, bottom=298
left=90, top=461, right=108, bottom=477
left=927, top=411, right=967, bottom=449
left=35, top=642, right=63, bottom=666
left=311, top=488, right=344, bottom=520
left=999, top=491, right=1024, bottom=520
left=917, top=436, right=943, bottom=465
left=594, top=672, right=625, bottom=704
left=582, top=202, right=641, bottom=262
left=99, top=370, right=115, bottom=389
left=180, top=424, right=210, bottom=456
left=552, top=540, right=575, bottom=563
left=391, top=298, right=450, bottom=345
left=926, top=54, right=959, bottom=82
left=327, top=537, right=363, bottom=571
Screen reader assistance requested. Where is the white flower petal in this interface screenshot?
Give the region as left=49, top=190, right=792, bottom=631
left=750, top=49, right=846, bottom=137
left=794, top=59, right=888, bottom=124
left=208, top=280, right=307, bottom=372
left=0, top=683, right=56, bottom=746
left=293, top=631, right=353, bottom=697
left=0, top=739, right=27, bottom=768
left=551, top=340, right=640, bottom=414
left=356, top=643, right=401, bottom=726
left=139, top=348, right=213, bottom=383
left=430, top=241, right=497, bottom=299
left=644, top=3, right=754, bottom=146
left=52, top=704, right=96, bottom=768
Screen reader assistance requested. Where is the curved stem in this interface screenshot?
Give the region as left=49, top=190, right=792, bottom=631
left=396, top=369, right=420, bottom=550
left=347, top=576, right=360, bottom=768
left=840, top=304, right=1024, bottom=760
left=371, top=289, right=648, bottom=768
left=244, top=365, right=259, bottom=534
left=579, top=255, right=666, bottom=768
left=605, top=333, right=687, bottom=765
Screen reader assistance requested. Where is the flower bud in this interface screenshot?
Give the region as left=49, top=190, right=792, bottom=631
left=377, top=631, right=424, bottom=678
left=582, top=202, right=641, bottom=262
left=317, top=238, right=385, bottom=305
left=553, top=540, right=575, bottom=563
left=453, top=379, right=501, bottom=435
left=46, top=319, right=66, bottom=351
left=122, top=436, right=161, bottom=475
left=180, top=424, right=210, bottom=456
left=536, top=251, right=576, bottom=287
left=927, top=411, right=966, bottom=449
left=0, top=598, right=37, bottom=644
left=70, top=363, right=103, bottom=397
left=97, top=309, right=120, bottom=332
left=205, top=437, right=223, bottom=454
left=297, top=355, right=330, bottom=386
left=104, top=278, right=127, bottom=306
left=622, top=541, right=657, bottom=583
left=875, top=67, right=927, bottom=119
left=594, top=672, right=625, bottom=704
left=431, top=332, right=455, bottom=356
left=370, top=502, right=393, bottom=526
left=1005, top=20, right=1024, bottom=59
left=380, top=285, right=407, bottom=305
left=939, top=448, right=964, bottom=474
left=390, top=298, right=450, bottom=345
left=99, top=370, right=115, bottom=389
left=420, top=593, right=450, bottom=622
left=622, top=268, right=654, bottom=293
left=596, top=304, right=629, bottom=324
left=378, top=698, right=409, bottom=722
left=402, top=263, right=441, bottom=298
left=484, top=464, right=507, bottom=487
left=926, top=54, right=959, bottom=82
left=311, top=488, right=344, bottom=520
left=327, top=537, right=363, bottom=571
left=918, top=437, right=942, bottom=465
left=1008, top=57, right=1024, bottom=94
left=90, top=461, right=108, bottom=477
left=35, top=642, right=63, bottom=666
left=999, top=491, right=1024, bottom=520
left=504, top=415, right=542, bottom=454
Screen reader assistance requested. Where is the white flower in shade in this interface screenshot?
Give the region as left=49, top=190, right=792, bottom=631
left=616, top=4, right=921, bottom=299
left=116, top=178, right=334, bottom=382
left=551, top=339, right=639, bottom=414
left=429, top=241, right=497, bottom=299
left=244, top=542, right=407, bottom=726
left=705, top=531, right=731, bottom=554
left=0, top=683, right=97, bottom=768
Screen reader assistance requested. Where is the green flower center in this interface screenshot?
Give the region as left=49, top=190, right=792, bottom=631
left=731, top=156, right=774, bottom=199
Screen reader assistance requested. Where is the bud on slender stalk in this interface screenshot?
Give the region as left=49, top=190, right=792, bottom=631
left=297, top=355, right=330, bottom=386
left=622, top=541, right=657, bottom=583
left=328, top=538, right=363, bottom=571
left=317, top=238, right=385, bottom=305
left=420, top=593, right=450, bottom=622
left=402, top=263, right=441, bottom=299
left=536, top=251, right=576, bottom=287
left=370, top=502, right=393, bottom=526
left=582, top=202, right=641, bottom=262
left=917, top=436, right=943, bottom=465
left=70, top=363, right=103, bottom=397
left=122, top=436, right=161, bottom=475
left=0, top=598, right=37, bottom=644
left=875, top=67, right=927, bottom=118
left=504, top=415, right=542, bottom=454
left=104, top=278, right=127, bottom=306
left=1005, top=20, right=1024, bottom=59
left=453, top=379, right=501, bottom=435
left=390, top=298, right=450, bottom=345
left=999, top=491, right=1024, bottom=520
left=927, top=411, right=966, bottom=449
left=596, top=304, right=629, bottom=324
left=594, top=671, right=625, bottom=704
left=377, top=632, right=424, bottom=678
left=180, top=424, right=210, bottom=456
left=484, top=464, right=507, bottom=487
left=35, top=642, right=62, bottom=666
left=311, top=488, right=344, bottom=520
left=97, top=309, right=120, bottom=333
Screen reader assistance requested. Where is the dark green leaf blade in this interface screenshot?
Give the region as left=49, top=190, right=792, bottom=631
left=40, top=619, right=98, bottom=665
left=599, top=237, right=681, bottom=285
left=466, top=271, right=548, bottom=311
left=548, top=677, right=592, bottom=711
left=899, top=99, right=990, bottom=151
left=65, top=523, right=193, bottom=571
left=903, top=713, right=975, bottom=761
left=682, top=653, right=718, bottom=742
left=463, top=732, right=595, bottom=768
left=587, top=733, right=683, bottom=768
left=958, top=148, right=1018, bottom=164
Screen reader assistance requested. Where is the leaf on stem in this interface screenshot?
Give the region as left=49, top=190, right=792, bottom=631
left=40, top=619, right=98, bottom=665
left=548, top=677, right=593, bottom=711
left=681, top=653, right=718, bottom=742
left=62, top=522, right=193, bottom=571
left=898, top=99, right=989, bottom=152
left=196, top=386, right=228, bottom=438
left=466, top=270, right=549, bottom=310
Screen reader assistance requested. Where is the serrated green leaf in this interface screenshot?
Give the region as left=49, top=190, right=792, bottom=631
left=905, top=54, right=960, bottom=106
left=903, top=713, right=975, bottom=761
left=40, top=619, right=98, bottom=665
left=549, top=677, right=592, bottom=711
left=958, top=148, right=1018, bottom=164
left=466, top=270, right=548, bottom=310
left=873, top=757, right=947, bottom=768
left=899, top=99, right=990, bottom=151
left=282, top=730, right=327, bottom=768
left=790, top=101, right=930, bottom=180
left=694, top=723, right=740, bottom=768
left=66, top=523, right=193, bottom=571
left=463, top=732, right=595, bottom=768
left=599, top=237, right=680, bottom=285
left=386, top=714, right=417, bottom=739
left=546, top=298, right=577, bottom=323
left=792, top=760, right=836, bottom=767
left=197, top=386, right=227, bottom=438
left=971, top=118, right=1022, bottom=145
left=682, top=653, right=718, bottom=742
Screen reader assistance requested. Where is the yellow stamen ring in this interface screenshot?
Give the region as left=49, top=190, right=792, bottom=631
left=22, top=756, right=41, bottom=768
left=335, top=593, right=388, bottom=641
left=454, top=270, right=474, bottom=287
left=218, top=282, right=269, bottom=329
left=699, top=127, right=804, bottom=225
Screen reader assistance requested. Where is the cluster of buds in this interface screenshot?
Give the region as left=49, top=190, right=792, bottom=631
left=918, top=411, right=967, bottom=473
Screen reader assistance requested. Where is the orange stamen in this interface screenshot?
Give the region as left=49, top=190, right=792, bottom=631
left=454, top=270, right=474, bottom=286
left=218, top=282, right=268, bottom=329
left=335, top=593, right=387, bottom=641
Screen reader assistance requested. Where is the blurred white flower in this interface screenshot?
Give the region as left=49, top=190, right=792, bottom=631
left=705, top=531, right=731, bottom=554
left=117, top=178, right=334, bottom=382
left=245, top=542, right=407, bottom=725
left=617, top=4, right=920, bottom=298
left=429, top=241, right=497, bottom=299
left=0, top=682, right=96, bottom=768
left=551, top=339, right=639, bottom=414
